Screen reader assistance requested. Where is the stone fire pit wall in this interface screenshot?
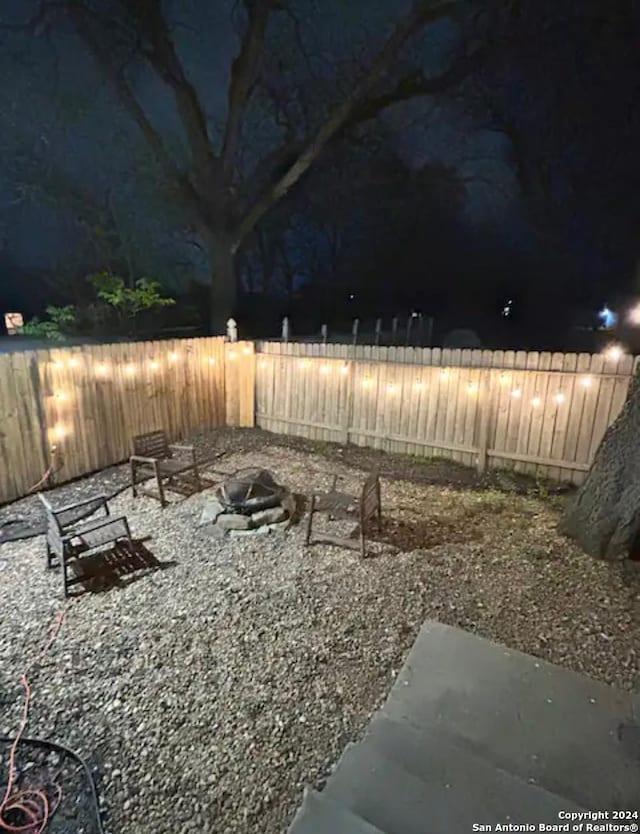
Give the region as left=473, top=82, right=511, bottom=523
left=199, top=468, right=295, bottom=538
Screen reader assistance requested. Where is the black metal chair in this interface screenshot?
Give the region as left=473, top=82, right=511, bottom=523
left=38, top=493, right=132, bottom=597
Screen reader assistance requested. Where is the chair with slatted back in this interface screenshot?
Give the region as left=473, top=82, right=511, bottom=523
left=304, top=471, right=382, bottom=558
left=38, top=493, right=132, bottom=597
left=130, top=430, right=201, bottom=507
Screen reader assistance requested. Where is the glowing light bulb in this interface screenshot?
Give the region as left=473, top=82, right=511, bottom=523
left=52, top=360, right=64, bottom=370
left=629, top=303, right=640, bottom=326
left=125, top=364, right=136, bottom=376
left=499, top=373, right=511, bottom=386
left=467, top=382, right=479, bottom=395
left=386, top=384, right=397, bottom=395
left=242, top=346, right=252, bottom=356
left=511, top=388, right=522, bottom=399
left=208, top=357, right=216, bottom=366
left=149, top=360, right=159, bottom=372
left=54, top=392, right=67, bottom=401
left=320, top=365, right=330, bottom=375
left=531, top=397, right=542, bottom=408
left=440, top=369, right=449, bottom=379
left=581, top=376, right=593, bottom=388
left=298, top=360, right=310, bottom=370
left=53, top=425, right=67, bottom=440
left=258, top=360, right=267, bottom=370
left=68, top=358, right=79, bottom=369
left=96, top=363, right=108, bottom=377
left=168, top=352, right=179, bottom=363
left=604, top=344, right=623, bottom=362
left=414, top=381, right=424, bottom=391
left=362, top=378, right=373, bottom=388
left=554, top=392, right=565, bottom=405
left=228, top=351, right=237, bottom=360
left=340, top=365, right=349, bottom=376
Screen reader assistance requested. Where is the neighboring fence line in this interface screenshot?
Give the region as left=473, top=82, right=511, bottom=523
left=255, top=342, right=638, bottom=484
left=0, top=337, right=255, bottom=505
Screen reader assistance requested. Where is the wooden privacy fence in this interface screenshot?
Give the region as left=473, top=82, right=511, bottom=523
left=0, top=337, right=255, bottom=504
left=256, top=342, right=639, bottom=484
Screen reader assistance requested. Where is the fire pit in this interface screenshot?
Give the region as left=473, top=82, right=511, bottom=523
left=199, top=468, right=295, bottom=537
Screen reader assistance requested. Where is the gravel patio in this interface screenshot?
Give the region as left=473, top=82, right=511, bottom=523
left=1, top=428, right=639, bottom=833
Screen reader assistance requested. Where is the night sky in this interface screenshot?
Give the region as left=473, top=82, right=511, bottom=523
left=1, top=0, right=639, bottom=346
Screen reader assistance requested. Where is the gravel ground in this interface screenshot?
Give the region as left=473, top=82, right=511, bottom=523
left=1, top=431, right=639, bottom=834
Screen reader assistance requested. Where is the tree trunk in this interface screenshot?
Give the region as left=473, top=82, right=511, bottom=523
left=206, top=234, right=238, bottom=334
left=560, top=369, right=640, bottom=560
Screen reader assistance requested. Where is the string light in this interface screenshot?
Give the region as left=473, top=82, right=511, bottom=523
left=531, top=396, right=542, bottom=408
left=467, top=382, right=479, bottom=395
left=511, top=388, right=522, bottom=399
left=149, top=360, right=160, bottom=372
left=258, top=360, right=267, bottom=370
left=604, top=344, right=624, bottom=361
left=53, top=425, right=68, bottom=440
left=125, top=363, right=136, bottom=376
left=168, top=352, right=179, bottom=363
left=298, top=359, right=310, bottom=369
left=68, top=358, right=79, bottom=369
left=96, top=363, right=109, bottom=377
left=499, top=373, right=511, bottom=386
left=208, top=357, right=216, bottom=366
left=440, top=369, right=449, bottom=379
left=414, top=381, right=424, bottom=391
left=54, top=392, right=67, bottom=401
left=320, top=365, right=330, bottom=375
left=339, top=364, right=349, bottom=376
left=386, top=383, right=397, bottom=395
left=52, top=360, right=64, bottom=370
left=362, top=377, right=373, bottom=388
left=554, top=392, right=565, bottom=405
left=242, top=346, right=252, bottom=356
left=228, top=351, right=237, bottom=360
left=581, top=376, right=593, bottom=388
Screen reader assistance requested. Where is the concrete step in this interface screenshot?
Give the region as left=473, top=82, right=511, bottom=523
left=287, top=788, right=388, bottom=834
left=323, top=727, right=583, bottom=834
left=382, top=620, right=640, bottom=809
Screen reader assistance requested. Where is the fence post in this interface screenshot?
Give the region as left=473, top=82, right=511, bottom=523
left=352, top=318, right=359, bottom=347
left=391, top=317, right=398, bottom=342
left=375, top=318, right=382, bottom=345
left=281, top=316, right=290, bottom=343
left=476, top=369, right=494, bottom=475
left=321, top=324, right=328, bottom=344
left=342, top=359, right=355, bottom=445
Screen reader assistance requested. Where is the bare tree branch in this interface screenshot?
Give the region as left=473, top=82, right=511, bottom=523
left=68, top=7, right=209, bottom=228
left=234, top=0, right=459, bottom=247
left=126, top=0, right=218, bottom=185
left=220, top=0, right=275, bottom=179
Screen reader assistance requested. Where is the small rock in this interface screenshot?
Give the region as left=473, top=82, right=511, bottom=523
left=198, top=500, right=225, bottom=526
left=250, top=506, right=287, bottom=526
left=217, top=513, right=252, bottom=531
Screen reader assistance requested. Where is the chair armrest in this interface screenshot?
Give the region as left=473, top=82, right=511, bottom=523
left=168, top=444, right=196, bottom=461
left=54, top=494, right=109, bottom=516
left=130, top=455, right=159, bottom=465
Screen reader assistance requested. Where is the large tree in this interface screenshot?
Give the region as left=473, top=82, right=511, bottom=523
left=560, top=367, right=640, bottom=561
left=2, top=0, right=483, bottom=331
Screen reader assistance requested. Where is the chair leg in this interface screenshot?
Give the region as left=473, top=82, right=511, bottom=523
left=193, top=462, right=202, bottom=493
left=46, top=541, right=54, bottom=569
left=305, top=495, right=316, bottom=546
left=130, top=458, right=138, bottom=498
left=61, top=546, right=69, bottom=598
left=155, top=463, right=166, bottom=508
left=360, top=527, right=367, bottom=559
